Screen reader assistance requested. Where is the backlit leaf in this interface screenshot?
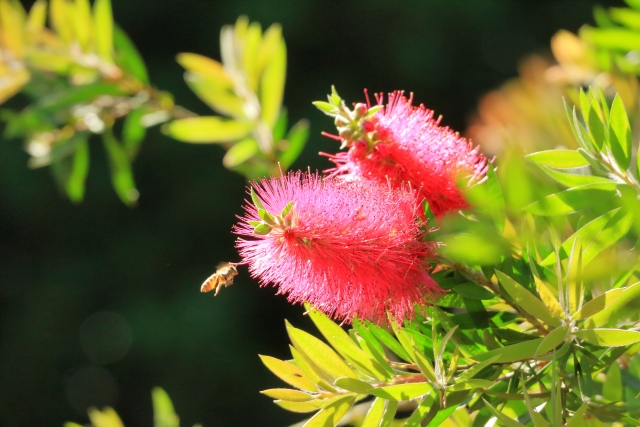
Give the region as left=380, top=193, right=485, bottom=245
left=360, top=397, right=385, bottom=427
left=303, top=394, right=355, bottom=427
left=603, top=362, right=623, bottom=402
left=483, top=399, right=527, bottom=427
left=526, top=150, right=589, bottom=168
left=259, top=355, right=318, bottom=392
left=370, top=383, right=432, bottom=400
left=496, top=270, right=562, bottom=327
left=151, top=387, right=179, bottom=427
left=261, top=388, right=314, bottom=402
left=113, top=25, right=148, bottom=84
left=286, top=322, right=358, bottom=380
left=278, top=119, right=309, bottom=170
left=575, top=329, right=640, bottom=347
left=535, top=326, right=568, bottom=356
left=586, top=281, right=640, bottom=327
left=93, top=0, right=113, bottom=62
left=573, top=289, right=623, bottom=320
left=103, top=130, right=138, bottom=206
left=164, top=117, right=252, bottom=143
left=609, top=94, right=632, bottom=171
left=260, top=39, right=286, bottom=128
left=333, top=377, right=372, bottom=394
left=223, top=138, right=258, bottom=168
left=473, top=338, right=545, bottom=363
left=523, top=183, right=616, bottom=216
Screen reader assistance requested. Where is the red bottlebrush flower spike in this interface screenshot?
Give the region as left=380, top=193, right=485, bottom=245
left=318, top=89, right=489, bottom=216
left=234, top=171, right=441, bottom=323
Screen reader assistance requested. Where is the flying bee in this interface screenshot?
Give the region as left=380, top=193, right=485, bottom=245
left=200, top=262, right=238, bottom=296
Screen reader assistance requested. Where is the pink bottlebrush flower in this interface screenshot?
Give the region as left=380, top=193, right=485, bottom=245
left=321, top=91, right=489, bottom=217
left=234, top=171, right=441, bottom=323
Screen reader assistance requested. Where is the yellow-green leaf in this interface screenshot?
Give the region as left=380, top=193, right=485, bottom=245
left=260, top=39, right=286, bottom=128
left=370, top=382, right=432, bottom=400
left=72, top=0, right=92, bottom=50
left=93, top=0, right=113, bottom=62
left=286, top=322, right=358, bottom=380
left=566, top=402, right=589, bottom=427
left=259, top=355, right=318, bottom=392
left=177, top=53, right=234, bottom=87
left=602, top=362, right=622, bottom=402
left=573, top=289, right=624, bottom=320
left=50, top=0, right=72, bottom=42
left=0, top=0, right=25, bottom=57
left=483, top=399, right=527, bottom=427
left=533, top=276, right=565, bottom=318
left=526, top=150, right=589, bottom=168
left=574, top=329, right=640, bottom=347
left=26, top=0, right=46, bottom=35
left=164, top=117, right=252, bottom=143
left=360, top=397, right=385, bottom=427
left=261, top=388, right=314, bottom=402
left=151, top=387, right=179, bottom=427
left=496, top=270, right=562, bottom=327
left=535, top=326, right=568, bottom=356
left=290, top=346, right=336, bottom=392
left=473, top=338, right=545, bottom=363
left=87, top=407, right=124, bottom=427
left=303, top=394, right=355, bottom=427
left=587, top=281, right=640, bottom=327
left=275, top=399, right=323, bottom=413
left=223, top=138, right=258, bottom=168
left=333, top=377, right=372, bottom=394
left=183, top=72, right=245, bottom=118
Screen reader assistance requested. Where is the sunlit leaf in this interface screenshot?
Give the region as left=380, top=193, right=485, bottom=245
left=183, top=72, right=245, bottom=119
left=122, top=108, right=146, bottom=160
left=65, top=137, right=90, bottom=203
left=527, top=150, right=590, bottom=169
left=367, top=322, right=411, bottom=362
left=259, top=355, right=318, bottom=392
left=523, top=183, right=616, bottom=216
left=290, top=346, right=337, bottom=393
left=483, top=399, right=527, bottom=427
left=575, top=328, right=640, bottom=347
left=523, top=384, right=550, bottom=427
left=360, top=397, right=385, bottom=427
left=370, top=382, right=432, bottom=400
left=496, top=270, right=562, bottom=327
left=260, top=39, right=286, bottom=128
left=260, top=388, right=314, bottom=402
left=573, top=289, right=623, bottom=320
left=333, top=377, right=372, bottom=394
left=87, top=407, right=124, bottom=427
left=538, top=166, right=614, bottom=187
left=609, top=94, right=632, bottom=171
left=456, top=356, right=499, bottom=382
left=223, top=138, right=259, bottom=168
left=164, top=117, right=252, bottom=143
left=566, top=402, right=589, bottom=427
left=535, top=326, right=567, bottom=356
left=177, top=53, right=234, bottom=87
left=275, top=399, right=323, bottom=413
left=94, top=0, right=113, bottom=62
left=151, top=387, right=179, bottom=427
left=286, top=322, right=358, bottom=380
left=302, top=394, right=355, bottom=427
left=586, top=281, right=640, bottom=327
left=473, top=338, right=545, bottom=363
left=26, top=0, right=46, bottom=35
left=533, top=276, right=565, bottom=318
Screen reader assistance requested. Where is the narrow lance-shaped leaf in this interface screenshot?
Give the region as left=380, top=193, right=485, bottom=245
left=164, top=117, right=252, bottom=143
left=103, top=130, right=138, bottom=206
left=72, top=0, right=92, bottom=51
left=586, top=281, right=640, bottom=327
left=286, top=321, right=358, bottom=380
left=260, top=39, right=286, bottom=128
left=94, top=0, right=114, bottom=62
left=483, top=399, right=527, bottom=427
left=496, top=270, right=562, bottom=327
left=526, top=150, right=590, bottom=169
left=533, top=276, right=565, bottom=319
left=151, top=387, right=179, bottom=427
left=259, top=355, right=318, bottom=392
left=260, top=388, right=314, bottom=402
left=566, top=239, right=583, bottom=314
left=360, top=398, right=385, bottom=427
left=609, top=94, right=632, bottom=171
left=523, top=183, right=617, bottom=216
left=573, top=288, right=623, bottom=320
left=370, top=383, right=432, bottom=401
left=65, top=137, right=90, bottom=203
left=303, top=394, right=356, bottom=427
left=574, top=329, right=640, bottom=347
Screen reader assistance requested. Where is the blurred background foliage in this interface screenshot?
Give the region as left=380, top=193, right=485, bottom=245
left=0, top=0, right=626, bottom=426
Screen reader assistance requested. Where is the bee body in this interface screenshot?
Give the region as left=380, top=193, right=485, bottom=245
left=201, top=263, right=238, bottom=296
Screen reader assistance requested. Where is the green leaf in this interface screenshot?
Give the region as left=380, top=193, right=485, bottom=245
left=527, top=150, right=589, bottom=169
left=333, top=377, right=372, bottom=394
left=164, top=117, right=252, bottom=143
left=177, top=53, right=233, bottom=86
left=539, top=166, right=614, bottom=187
left=261, top=388, right=314, bottom=402
left=389, top=318, right=417, bottom=362
left=286, top=322, right=358, bottom=380
left=380, top=400, right=398, bottom=427
left=367, top=323, right=412, bottom=362
left=223, top=138, right=259, bottom=168
left=587, top=97, right=606, bottom=150
left=113, top=25, right=148, bottom=84
left=93, top=0, right=113, bottom=62
left=259, top=355, right=319, bottom=392
left=523, top=183, right=616, bottom=216
left=122, top=108, right=146, bottom=160
left=473, top=338, right=545, bottom=363
left=151, top=387, right=179, bottom=427
left=183, top=72, right=245, bottom=119
left=603, top=362, right=623, bottom=402
left=402, top=395, right=433, bottom=427
left=103, top=130, right=138, bottom=206
left=567, top=238, right=583, bottom=315
left=579, top=88, right=592, bottom=126
left=65, top=137, right=90, bottom=203
left=533, top=276, right=565, bottom=319
left=573, top=289, right=624, bottom=320
left=523, top=384, right=550, bottom=427
left=496, top=270, right=562, bottom=327
left=370, top=383, right=433, bottom=400
left=578, top=147, right=611, bottom=176
left=609, top=94, right=632, bottom=171
left=306, top=307, right=388, bottom=380
left=412, top=346, right=437, bottom=383
left=312, top=101, right=335, bottom=114
left=275, top=399, right=323, bottom=413
left=574, top=329, right=640, bottom=347
left=447, top=379, right=494, bottom=391
left=566, top=402, right=589, bottom=427
left=290, top=346, right=337, bottom=393
left=303, top=394, right=355, bottom=427
left=535, top=326, right=568, bottom=356
left=452, top=283, right=495, bottom=300
left=540, top=208, right=622, bottom=267
left=483, top=399, right=527, bottom=427
left=360, top=398, right=385, bottom=427
left=587, top=281, right=640, bottom=327
left=456, top=356, right=499, bottom=382
left=466, top=162, right=505, bottom=233
left=279, top=119, right=309, bottom=170
left=260, top=39, right=286, bottom=128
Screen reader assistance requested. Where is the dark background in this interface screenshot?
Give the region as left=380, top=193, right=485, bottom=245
left=0, top=1, right=620, bottom=426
